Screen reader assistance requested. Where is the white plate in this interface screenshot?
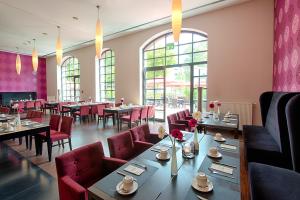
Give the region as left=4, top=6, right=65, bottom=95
left=116, top=181, right=138, bottom=195
left=156, top=153, right=170, bottom=160
left=192, top=178, right=213, bottom=193
left=207, top=152, right=222, bottom=158
left=213, top=137, right=226, bottom=142
left=222, top=120, right=231, bottom=123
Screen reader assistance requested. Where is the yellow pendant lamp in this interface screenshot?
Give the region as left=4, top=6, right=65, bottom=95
left=95, top=5, right=103, bottom=59
left=56, top=26, right=63, bottom=66
left=172, top=0, right=182, bottom=42
left=16, top=47, right=21, bottom=75
left=32, top=39, right=38, bottom=72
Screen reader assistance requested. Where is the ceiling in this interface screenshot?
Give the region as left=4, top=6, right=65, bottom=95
left=0, top=0, right=250, bottom=57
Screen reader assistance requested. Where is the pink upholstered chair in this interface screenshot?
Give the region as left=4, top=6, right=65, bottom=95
left=147, top=105, right=155, bottom=122
left=55, top=142, right=126, bottom=200
left=167, top=113, right=190, bottom=133
left=35, top=100, right=42, bottom=110
left=16, top=102, right=25, bottom=113
left=96, top=104, right=115, bottom=126
left=184, top=109, right=192, bottom=118
left=139, top=106, right=148, bottom=124
left=130, top=124, right=161, bottom=144
left=26, top=101, right=35, bottom=110
left=73, top=106, right=90, bottom=123
left=107, top=130, right=153, bottom=161
left=120, top=108, right=141, bottom=129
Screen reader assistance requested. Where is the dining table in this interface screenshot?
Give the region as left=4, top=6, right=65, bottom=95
left=88, top=131, right=241, bottom=200
left=44, top=101, right=59, bottom=114
left=0, top=118, right=52, bottom=161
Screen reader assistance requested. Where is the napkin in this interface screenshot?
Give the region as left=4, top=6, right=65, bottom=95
left=211, top=163, right=233, bottom=175
left=220, top=144, right=237, bottom=150
left=124, top=165, right=145, bottom=176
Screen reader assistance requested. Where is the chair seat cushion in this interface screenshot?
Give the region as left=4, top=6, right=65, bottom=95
left=120, top=115, right=130, bottom=121
left=249, top=162, right=300, bottom=200
left=50, top=132, right=70, bottom=142
left=38, top=130, right=59, bottom=137
left=244, top=125, right=287, bottom=167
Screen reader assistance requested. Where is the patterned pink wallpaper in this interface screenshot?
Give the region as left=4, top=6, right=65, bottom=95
left=0, top=51, right=47, bottom=99
left=273, top=0, right=300, bottom=91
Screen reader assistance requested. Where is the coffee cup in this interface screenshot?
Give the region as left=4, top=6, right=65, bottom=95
left=159, top=147, right=168, bottom=159
left=24, top=121, right=29, bottom=126
left=209, top=147, right=218, bottom=156
left=215, top=133, right=223, bottom=140
left=122, top=175, right=134, bottom=192
left=0, top=122, right=2, bottom=127
left=2, top=123, right=8, bottom=129
left=196, top=172, right=208, bottom=188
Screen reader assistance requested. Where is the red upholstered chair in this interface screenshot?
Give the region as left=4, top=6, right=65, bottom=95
left=0, top=107, right=10, bottom=114
left=184, top=109, right=192, bottom=118
left=16, top=102, right=25, bottom=113
left=115, top=102, right=122, bottom=107
left=139, top=106, right=148, bottom=124
left=26, top=101, right=35, bottom=111
left=108, top=131, right=153, bottom=161
left=120, top=108, right=141, bottom=129
left=147, top=105, right=155, bottom=122
left=73, top=106, right=90, bottom=123
left=167, top=113, right=190, bottom=133
left=130, top=124, right=160, bottom=144
left=55, top=142, right=126, bottom=200
left=96, top=104, right=115, bottom=126
left=90, top=105, right=98, bottom=119
left=35, top=100, right=42, bottom=111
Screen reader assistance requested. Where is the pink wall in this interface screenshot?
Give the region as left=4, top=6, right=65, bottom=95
left=0, top=51, right=47, bottom=99
left=273, top=0, right=300, bottom=91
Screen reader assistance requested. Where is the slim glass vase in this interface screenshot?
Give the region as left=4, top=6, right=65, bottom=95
left=193, top=128, right=199, bottom=151
left=171, top=142, right=178, bottom=176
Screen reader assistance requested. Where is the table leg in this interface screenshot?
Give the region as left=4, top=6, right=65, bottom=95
left=35, top=135, right=40, bottom=156
left=117, top=113, right=120, bottom=132
left=46, top=129, right=52, bottom=162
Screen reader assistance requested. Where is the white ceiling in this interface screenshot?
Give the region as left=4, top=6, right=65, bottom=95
left=0, top=0, right=250, bottom=57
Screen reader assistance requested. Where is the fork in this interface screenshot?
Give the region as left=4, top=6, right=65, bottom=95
left=197, top=195, right=208, bottom=200
left=208, top=168, right=235, bottom=179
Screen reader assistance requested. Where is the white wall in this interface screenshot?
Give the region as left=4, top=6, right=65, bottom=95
left=46, top=0, right=274, bottom=125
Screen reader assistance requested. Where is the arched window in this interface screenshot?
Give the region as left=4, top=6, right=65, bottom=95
left=142, top=30, right=208, bottom=120
left=99, top=49, right=115, bottom=102
left=61, top=57, right=80, bottom=101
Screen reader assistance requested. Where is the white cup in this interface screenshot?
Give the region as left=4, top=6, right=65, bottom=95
left=159, top=147, right=168, bottom=159
left=3, top=123, right=8, bottom=129
left=25, top=121, right=30, bottom=126
left=122, top=175, right=134, bottom=192
left=215, top=133, right=223, bottom=140
left=196, top=172, right=208, bottom=187
left=209, top=147, right=218, bottom=156
left=0, top=122, right=2, bottom=127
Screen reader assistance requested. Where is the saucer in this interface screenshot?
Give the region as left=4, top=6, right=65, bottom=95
left=213, top=137, right=226, bottom=142
left=156, top=153, right=170, bottom=160
left=192, top=178, right=213, bottom=193
left=207, top=152, right=222, bottom=158
left=116, top=181, right=138, bottom=195
left=222, top=120, right=231, bottom=123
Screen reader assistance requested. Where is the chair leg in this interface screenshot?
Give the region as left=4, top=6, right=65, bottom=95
left=58, top=140, right=61, bottom=147
left=25, top=135, right=29, bottom=149
left=29, top=135, right=33, bottom=150
left=19, top=137, right=22, bottom=145
left=61, top=140, right=64, bottom=148
left=47, top=142, right=52, bottom=162
left=68, top=138, right=72, bottom=150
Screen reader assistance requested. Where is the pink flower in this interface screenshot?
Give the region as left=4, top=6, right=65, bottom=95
left=209, top=101, right=215, bottom=109
left=171, top=129, right=183, bottom=140
left=188, top=119, right=197, bottom=128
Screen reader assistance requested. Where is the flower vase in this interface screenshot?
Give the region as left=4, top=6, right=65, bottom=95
left=217, top=107, right=220, bottom=115
left=193, top=128, right=199, bottom=151
left=16, top=113, right=21, bottom=126
left=171, top=143, right=178, bottom=176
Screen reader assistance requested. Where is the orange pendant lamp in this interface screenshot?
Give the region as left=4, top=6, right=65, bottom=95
left=95, top=5, right=103, bottom=59
left=16, top=47, right=21, bottom=75
left=32, top=39, right=38, bottom=72
left=172, top=0, right=182, bottom=42
left=56, top=26, right=63, bottom=66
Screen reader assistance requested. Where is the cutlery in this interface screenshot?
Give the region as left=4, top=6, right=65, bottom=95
left=218, top=147, right=236, bottom=152
left=208, top=168, right=235, bottom=179
left=116, top=171, right=137, bottom=181
left=197, top=195, right=208, bottom=200
left=151, top=149, right=160, bottom=153
left=212, top=161, right=237, bottom=168
left=132, top=162, right=147, bottom=169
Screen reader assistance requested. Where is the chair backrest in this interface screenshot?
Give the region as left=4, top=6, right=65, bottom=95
left=177, top=111, right=186, bottom=120
left=80, top=106, right=90, bottom=115
left=130, top=124, right=151, bottom=142
left=97, top=104, right=106, bottom=116
left=35, top=100, right=41, bottom=109
left=55, top=142, right=105, bottom=188
left=17, top=102, right=25, bottom=109
left=60, top=116, right=73, bottom=135
left=140, top=106, right=148, bottom=120
left=26, top=101, right=35, bottom=109
left=147, top=105, right=155, bottom=118
left=31, top=111, right=43, bottom=118
left=91, top=105, right=98, bottom=114
left=26, top=110, right=34, bottom=118
left=130, top=108, right=141, bottom=122
left=107, top=131, right=135, bottom=160
left=184, top=109, right=191, bottom=117
left=286, top=94, right=300, bottom=172
left=0, top=107, right=10, bottom=114
left=167, top=113, right=178, bottom=125
left=115, top=103, right=122, bottom=107
left=50, top=115, right=61, bottom=131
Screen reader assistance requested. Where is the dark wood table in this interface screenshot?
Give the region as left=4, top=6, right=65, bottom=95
left=44, top=102, right=59, bottom=114
left=103, top=106, right=143, bottom=131
left=0, top=120, right=51, bottom=161
left=198, top=113, right=239, bottom=134
left=88, top=132, right=241, bottom=200
left=0, top=114, right=15, bottom=122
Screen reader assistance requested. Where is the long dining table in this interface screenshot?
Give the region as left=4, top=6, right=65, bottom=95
left=88, top=131, right=241, bottom=200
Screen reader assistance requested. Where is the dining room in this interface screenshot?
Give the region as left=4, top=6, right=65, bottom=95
left=0, top=0, right=299, bottom=200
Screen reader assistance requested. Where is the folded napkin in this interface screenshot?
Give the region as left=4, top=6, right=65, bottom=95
left=211, top=163, right=233, bottom=175
left=124, top=165, right=145, bottom=176
left=220, top=144, right=237, bottom=150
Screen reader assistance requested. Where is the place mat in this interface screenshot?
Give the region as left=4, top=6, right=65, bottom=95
left=124, top=165, right=145, bottom=176
left=212, top=139, right=239, bottom=155
left=93, top=162, right=158, bottom=199
left=210, top=163, right=233, bottom=175
left=183, top=175, right=240, bottom=200
left=198, top=155, right=239, bottom=184
left=140, top=146, right=180, bottom=163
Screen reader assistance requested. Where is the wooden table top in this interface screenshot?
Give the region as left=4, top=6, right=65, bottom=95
left=198, top=113, right=239, bottom=130
left=88, top=132, right=240, bottom=200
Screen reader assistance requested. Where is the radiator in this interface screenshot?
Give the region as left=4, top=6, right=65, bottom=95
left=219, top=102, right=253, bottom=130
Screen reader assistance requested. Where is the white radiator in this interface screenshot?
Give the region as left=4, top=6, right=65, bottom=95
left=219, top=102, right=253, bottom=130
